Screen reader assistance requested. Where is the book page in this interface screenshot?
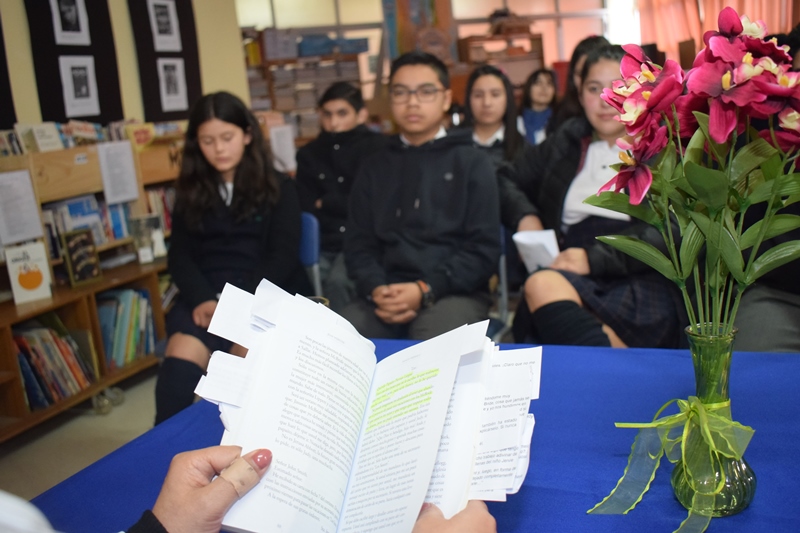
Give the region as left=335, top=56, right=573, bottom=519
left=338, top=322, right=489, bottom=533
left=223, top=296, right=377, bottom=533
left=0, top=170, right=44, bottom=246
left=97, top=141, right=140, bottom=204
left=424, top=339, right=494, bottom=518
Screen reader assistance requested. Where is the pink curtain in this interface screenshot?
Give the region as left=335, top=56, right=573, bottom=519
left=699, top=1, right=794, bottom=35
left=638, top=0, right=703, bottom=62
left=639, top=0, right=794, bottom=64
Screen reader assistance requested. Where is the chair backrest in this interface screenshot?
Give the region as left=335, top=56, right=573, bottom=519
left=299, top=212, right=320, bottom=268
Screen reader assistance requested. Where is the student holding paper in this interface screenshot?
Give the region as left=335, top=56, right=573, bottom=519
left=342, top=52, right=500, bottom=340
left=155, top=92, right=311, bottom=424
left=500, top=45, right=685, bottom=348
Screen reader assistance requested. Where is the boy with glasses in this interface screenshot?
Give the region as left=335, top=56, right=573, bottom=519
left=342, top=51, right=500, bottom=340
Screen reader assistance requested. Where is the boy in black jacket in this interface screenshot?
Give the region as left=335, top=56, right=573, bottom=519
left=342, top=52, right=500, bottom=340
left=296, top=82, right=386, bottom=311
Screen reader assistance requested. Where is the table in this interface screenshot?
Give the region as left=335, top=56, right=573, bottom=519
left=33, top=342, right=800, bottom=532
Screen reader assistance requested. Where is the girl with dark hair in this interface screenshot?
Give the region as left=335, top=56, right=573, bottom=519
left=500, top=45, right=685, bottom=348
left=155, top=91, right=311, bottom=424
left=463, top=65, right=525, bottom=168
left=519, top=68, right=557, bottom=145
left=547, top=34, right=610, bottom=134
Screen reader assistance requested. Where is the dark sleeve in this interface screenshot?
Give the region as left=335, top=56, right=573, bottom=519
left=167, top=205, right=217, bottom=309
left=497, top=144, right=543, bottom=230
left=427, top=151, right=501, bottom=297
left=344, top=161, right=388, bottom=298
left=294, top=146, right=319, bottom=213
left=586, top=219, right=676, bottom=278
left=127, top=510, right=168, bottom=533
left=247, top=177, right=304, bottom=293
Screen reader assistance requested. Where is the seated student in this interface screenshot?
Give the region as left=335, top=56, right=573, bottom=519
left=2, top=445, right=497, bottom=533
left=500, top=45, right=685, bottom=348
left=155, top=92, right=311, bottom=425
left=342, top=51, right=501, bottom=341
left=519, top=68, right=558, bottom=145
left=547, top=35, right=610, bottom=135
left=735, top=204, right=800, bottom=352
left=295, top=82, right=386, bottom=312
left=463, top=65, right=525, bottom=170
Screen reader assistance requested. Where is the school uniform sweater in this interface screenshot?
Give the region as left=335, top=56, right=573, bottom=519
left=168, top=174, right=311, bottom=308
left=295, top=126, right=387, bottom=253
left=345, top=129, right=501, bottom=299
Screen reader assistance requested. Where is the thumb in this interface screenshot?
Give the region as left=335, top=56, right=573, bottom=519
left=417, top=502, right=444, bottom=520
left=207, top=449, right=273, bottom=511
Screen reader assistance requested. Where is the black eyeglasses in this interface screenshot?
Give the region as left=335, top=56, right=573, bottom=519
left=389, top=84, right=444, bottom=103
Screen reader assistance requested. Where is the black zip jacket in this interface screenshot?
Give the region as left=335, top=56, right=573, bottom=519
left=295, top=126, right=387, bottom=253
left=345, top=129, right=500, bottom=299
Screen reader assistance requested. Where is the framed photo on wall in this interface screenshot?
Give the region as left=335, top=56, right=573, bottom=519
left=58, top=55, right=100, bottom=117
left=49, top=0, right=91, bottom=46
left=147, top=0, right=182, bottom=52
left=157, top=57, right=188, bottom=112
left=62, top=228, right=102, bottom=287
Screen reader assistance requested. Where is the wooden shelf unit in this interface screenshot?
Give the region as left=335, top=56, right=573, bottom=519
left=0, top=140, right=176, bottom=443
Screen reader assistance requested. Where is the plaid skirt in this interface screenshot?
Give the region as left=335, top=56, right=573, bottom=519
left=559, top=270, right=686, bottom=348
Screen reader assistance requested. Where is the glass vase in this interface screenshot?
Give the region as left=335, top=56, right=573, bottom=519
left=670, top=325, right=757, bottom=516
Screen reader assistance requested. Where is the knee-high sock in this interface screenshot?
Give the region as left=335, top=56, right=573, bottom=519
left=529, top=301, right=612, bottom=347
left=154, top=357, right=205, bottom=425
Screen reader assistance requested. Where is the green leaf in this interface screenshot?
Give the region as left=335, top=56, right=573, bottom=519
left=730, top=138, right=777, bottom=191
left=747, top=240, right=800, bottom=284
left=679, top=220, right=704, bottom=279
left=760, top=153, right=783, bottom=181
left=596, top=235, right=678, bottom=281
left=583, top=192, right=662, bottom=228
left=656, top=141, right=677, bottom=183
left=685, top=161, right=729, bottom=213
left=748, top=173, right=800, bottom=204
left=693, top=112, right=729, bottom=162
left=688, top=211, right=746, bottom=283
left=684, top=124, right=708, bottom=166
left=740, top=214, right=800, bottom=250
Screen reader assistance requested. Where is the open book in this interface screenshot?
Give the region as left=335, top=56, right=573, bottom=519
left=197, top=281, right=541, bottom=533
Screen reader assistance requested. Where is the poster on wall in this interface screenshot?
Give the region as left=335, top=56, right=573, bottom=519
left=49, top=0, right=91, bottom=46
left=157, top=58, right=188, bottom=112
left=58, top=55, right=100, bottom=117
left=147, top=0, right=182, bottom=52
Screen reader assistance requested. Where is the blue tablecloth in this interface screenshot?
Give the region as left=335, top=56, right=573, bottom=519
left=33, top=342, right=800, bottom=532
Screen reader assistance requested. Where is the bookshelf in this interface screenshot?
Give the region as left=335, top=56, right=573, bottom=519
left=0, top=141, right=172, bottom=443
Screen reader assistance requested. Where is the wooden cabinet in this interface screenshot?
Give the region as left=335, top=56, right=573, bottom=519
left=457, top=33, right=544, bottom=87
left=0, top=141, right=173, bottom=443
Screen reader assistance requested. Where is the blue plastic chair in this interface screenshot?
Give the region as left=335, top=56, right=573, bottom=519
left=300, top=212, right=324, bottom=297
left=487, top=226, right=511, bottom=342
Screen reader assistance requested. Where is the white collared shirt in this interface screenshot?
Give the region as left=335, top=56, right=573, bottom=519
left=473, top=125, right=505, bottom=147
left=562, top=140, right=630, bottom=226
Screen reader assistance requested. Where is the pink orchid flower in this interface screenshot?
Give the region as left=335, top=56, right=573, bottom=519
left=599, top=124, right=668, bottom=205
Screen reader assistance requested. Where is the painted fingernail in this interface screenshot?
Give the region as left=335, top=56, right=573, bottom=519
left=253, top=449, right=272, bottom=469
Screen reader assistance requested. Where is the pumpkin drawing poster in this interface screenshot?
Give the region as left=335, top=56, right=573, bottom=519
left=5, top=241, right=52, bottom=304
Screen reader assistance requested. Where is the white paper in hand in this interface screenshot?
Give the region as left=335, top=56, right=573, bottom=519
left=512, top=230, right=560, bottom=272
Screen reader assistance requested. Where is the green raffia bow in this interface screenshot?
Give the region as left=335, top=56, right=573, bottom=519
left=588, top=396, right=754, bottom=533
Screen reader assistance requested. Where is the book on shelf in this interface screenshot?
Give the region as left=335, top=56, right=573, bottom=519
left=144, top=186, right=175, bottom=233
left=124, top=121, right=185, bottom=152
left=12, top=123, right=37, bottom=153
left=44, top=194, right=108, bottom=247
left=96, top=288, right=156, bottom=369
left=129, top=213, right=167, bottom=264
left=31, top=123, right=66, bottom=152
left=37, top=311, right=98, bottom=383
left=13, top=318, right=95, bottom=408
left=197, top=281, right=541, bottom=533
left=17, top=351, right=51, bottom=411
left=67, top=120, right=107, bottom=145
